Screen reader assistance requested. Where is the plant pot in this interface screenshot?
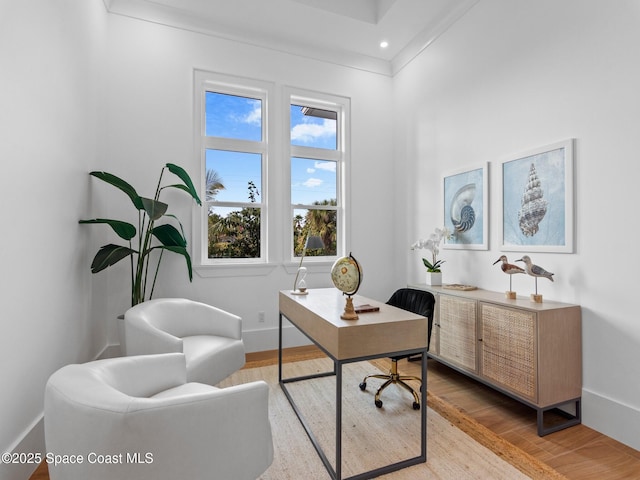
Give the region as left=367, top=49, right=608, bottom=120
left=117, top=314, right=126, bottom=356
left=426, top=272, right=442, bottom=286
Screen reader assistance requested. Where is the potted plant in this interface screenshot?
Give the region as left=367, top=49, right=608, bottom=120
left=79, top=163, right=201, bottom=306
left=411, top=227, right=450, bottom=286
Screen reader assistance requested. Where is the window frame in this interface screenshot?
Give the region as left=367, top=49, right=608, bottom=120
left=285, top=88, right=350, bottom=265
left=192, top=71, right=350, bottom=276
left=193, top=71, right=272, bottom=270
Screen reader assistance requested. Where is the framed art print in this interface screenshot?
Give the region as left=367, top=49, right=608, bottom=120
left=499, top=139, right=574, bottom=253
left=443, top=162, right=488, bottom=250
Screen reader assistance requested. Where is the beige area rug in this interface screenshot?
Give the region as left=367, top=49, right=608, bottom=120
left=219, top=358, right=566, bottom=480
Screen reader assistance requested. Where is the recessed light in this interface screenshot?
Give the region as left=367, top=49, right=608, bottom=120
left=380, top=41, right=389, bottom=49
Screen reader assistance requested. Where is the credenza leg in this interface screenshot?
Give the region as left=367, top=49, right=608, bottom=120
left=537, top=398, right=582, bottom=436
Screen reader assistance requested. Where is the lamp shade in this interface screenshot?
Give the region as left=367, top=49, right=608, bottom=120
left=292, top=235, right=325, bottom=294
left=304, top=235, right=324, bottom=250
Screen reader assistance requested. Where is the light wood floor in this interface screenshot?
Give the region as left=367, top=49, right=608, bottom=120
left=400, top=354, right=640, bottom=480
left=30, top=345, right=640, bottom=480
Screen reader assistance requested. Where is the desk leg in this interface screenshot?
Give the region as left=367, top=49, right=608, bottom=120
left=278, top=312, right=283, bottom=383
left=277, top=321, right=426, bottom=480
left=421, top=351, right=427, bottom=460
left=336, top=360, right=342, bottom=480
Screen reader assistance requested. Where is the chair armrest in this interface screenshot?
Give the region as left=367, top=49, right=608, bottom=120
left=177, top=303, right=242, bottom=339
left=125, top=312, right=183, bottom=356
left=125, top=381, right=273, bottom=479
left=125, top=299, right=242, bottom=341
left=45, top=353, right=188, bottom=409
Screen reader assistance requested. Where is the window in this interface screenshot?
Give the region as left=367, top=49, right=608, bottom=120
left=194, top=71, right=349, bottom=271
left=289, top=96, right=345, bottom=261
left=195, top=74, right=268, bottom=264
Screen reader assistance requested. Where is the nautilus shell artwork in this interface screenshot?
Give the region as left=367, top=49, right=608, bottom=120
left=518, top=163, right=547, bottom=237
left=450, top=183, right=476, bottom=232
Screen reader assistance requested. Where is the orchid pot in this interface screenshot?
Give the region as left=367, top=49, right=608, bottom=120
left=426, top=271, right=442, bottom=286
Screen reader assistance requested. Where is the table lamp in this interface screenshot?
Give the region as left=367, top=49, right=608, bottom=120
left=292, top=235, right=324, bottom=295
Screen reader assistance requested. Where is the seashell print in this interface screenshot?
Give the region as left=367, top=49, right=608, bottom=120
left=518, top=163, right=547, bottom=236
left=450, top=183, right=476, bottom=232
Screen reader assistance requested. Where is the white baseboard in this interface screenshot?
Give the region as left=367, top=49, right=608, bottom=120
left=243, top=324, right=311, bottom=353
left=2, top=345, right=119, bottom=480
left=107, top=326, right=312, bottom=356
left=113, top=326, right=314, bottom=356
left=0, top=415, right=44, bottom=480
left=100, top=343, right=123, bottom=359
left=582, top=388, right=640, bottom=451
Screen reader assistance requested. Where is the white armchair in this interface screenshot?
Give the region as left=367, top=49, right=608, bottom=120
left=44, top=353, right=273, bottom=480
left=125, top=298, right=245, bottom=385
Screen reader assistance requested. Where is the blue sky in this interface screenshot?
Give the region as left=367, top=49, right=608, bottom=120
left=205, top=93, right=337, bottom=206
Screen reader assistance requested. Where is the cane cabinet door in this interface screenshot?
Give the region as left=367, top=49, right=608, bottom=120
left=480, top=303, right=537, bottom=402
left=437, top=294, right=478, bottom=373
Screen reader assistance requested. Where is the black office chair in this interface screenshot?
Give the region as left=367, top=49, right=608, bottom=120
left=359, top=288, right=435, bottom=410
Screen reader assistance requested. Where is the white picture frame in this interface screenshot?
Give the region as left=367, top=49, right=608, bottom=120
left=442, top=162, right=489, bottom=251
left=499, top=139, right=574, bottom=253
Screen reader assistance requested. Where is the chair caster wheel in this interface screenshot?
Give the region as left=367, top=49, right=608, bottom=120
left=413, top=402, right=420, bottom=410
left=375, top=399, right=383, bottom=408
left=359, top=382, right=366, bottom=391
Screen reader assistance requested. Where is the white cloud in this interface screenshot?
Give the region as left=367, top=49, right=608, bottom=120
left=291, top=119, right=335, bottom=143
left=314, top=161, right=336, bottom=172
left=243, top=104, right=261, bottom=125
left=305, top=162, right=334, bottom=174
left=303, top=178, right=323, bottom=188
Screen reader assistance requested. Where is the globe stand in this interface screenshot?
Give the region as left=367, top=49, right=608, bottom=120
left=331, top=252, right=362, bottom=321
left=341, top=295, right=359, bottom=320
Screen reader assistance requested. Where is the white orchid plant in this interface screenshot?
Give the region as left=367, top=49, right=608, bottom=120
left=411, top=227, right=451, bottom=272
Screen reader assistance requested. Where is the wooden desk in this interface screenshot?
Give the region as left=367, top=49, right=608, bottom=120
left=279, top=288, right=428, bottom=480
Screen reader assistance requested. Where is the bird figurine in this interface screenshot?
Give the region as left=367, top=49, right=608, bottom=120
left=516, top=255, right=554, bottom=302
left=493, top=255, right=525, bottom=297
left=493, top=255, right=525, bottom=275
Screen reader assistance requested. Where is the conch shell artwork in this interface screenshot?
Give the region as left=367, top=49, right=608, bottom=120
left=518, top=163, right=547, bottom=237
left=450, top=183, right=476, bottom=233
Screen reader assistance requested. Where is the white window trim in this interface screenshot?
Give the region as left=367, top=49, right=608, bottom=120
left=192, top=70, right=274, bottom=273
left=284, top=87, right=351, bottom=267
left=191, top=72, right=350, bottom=277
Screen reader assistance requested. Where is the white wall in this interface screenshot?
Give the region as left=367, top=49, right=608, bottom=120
left=4, top=0, right=639, bottom=472
left=393, top=0, right=640, bottom=450
left=0, top=0, right=107, bottom=478
left=97, top=14, right=395, bottom=351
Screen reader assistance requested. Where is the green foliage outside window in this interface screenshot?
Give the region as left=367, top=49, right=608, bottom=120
left=293, top=199, right=337, bottom=257
left=206, top=172, right=337, bottom=259
left=208, top=181, right=261, bottom=258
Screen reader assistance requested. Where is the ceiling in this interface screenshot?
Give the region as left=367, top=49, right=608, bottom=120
left=104, top=0, right=479, bottom=76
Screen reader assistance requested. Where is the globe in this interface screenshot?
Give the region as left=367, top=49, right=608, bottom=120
left=331, top=253, right=362, bottom=296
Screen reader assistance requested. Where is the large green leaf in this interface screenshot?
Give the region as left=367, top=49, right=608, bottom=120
left=162, top=245, right=193, bottom=281
left=79, top=218, right=136, bottom=240
left=166, top=163, right=202, bottom=205
left=89, top=171, right=144, bottom=210
left=164, top=213, right=186, bottom=239
left=152, top=223, right=187, bottom=247
left=90, top=244, right=137, bottom=273
left=140, top=197, right=168, bottom=221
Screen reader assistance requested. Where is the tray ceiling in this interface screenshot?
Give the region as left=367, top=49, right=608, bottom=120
left=104, top=0, right=479, bottom=75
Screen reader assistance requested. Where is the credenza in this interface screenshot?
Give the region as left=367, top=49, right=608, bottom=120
left=410, top=284, right=582, bottom=436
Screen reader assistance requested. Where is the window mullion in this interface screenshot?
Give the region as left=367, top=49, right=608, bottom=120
left=290, top=145, right=341, bottom=162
